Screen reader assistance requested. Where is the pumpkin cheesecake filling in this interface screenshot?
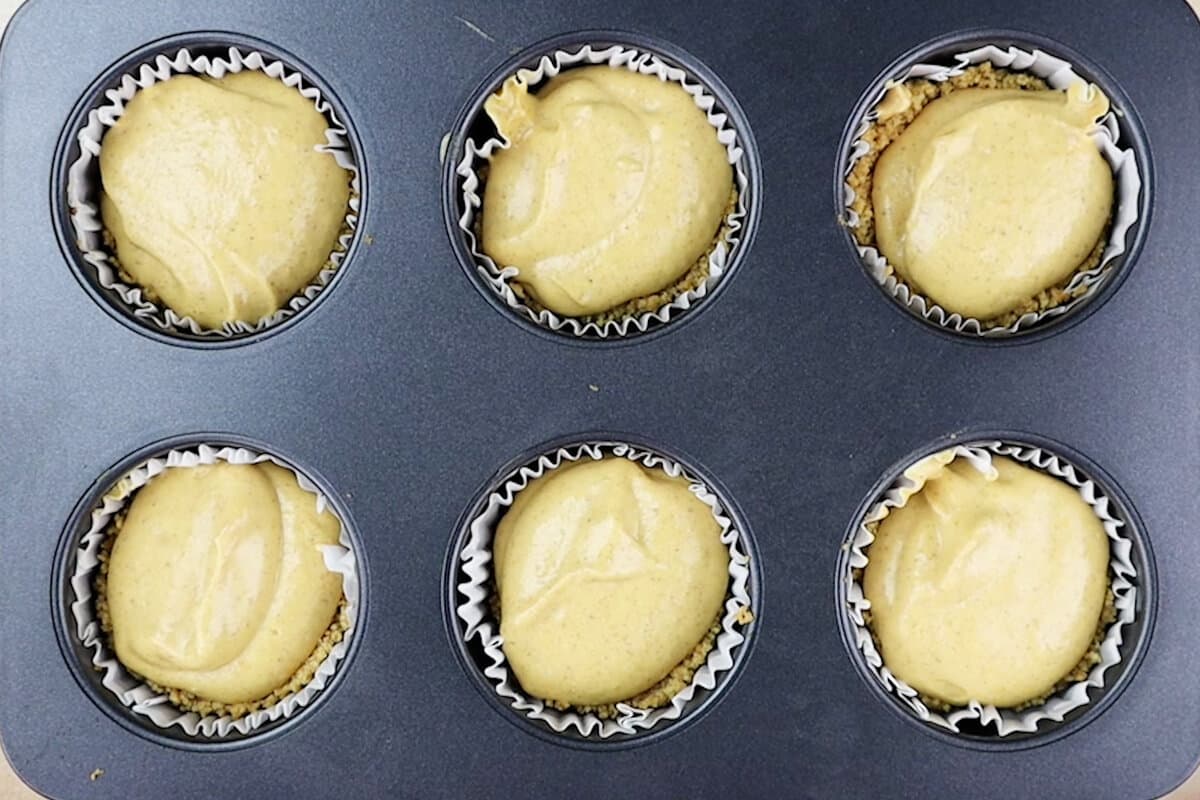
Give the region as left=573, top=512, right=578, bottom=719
left=99, top=72, right=352, bottom=329
left=99, top=462, right=345, bottom=715
left=849, top=64, right=1115, bottom=325
left=480, top=66, right=734, bottom=319
left=493, top=458, right=733, bottom=710
left=862, top=452, right=1111, bottom=709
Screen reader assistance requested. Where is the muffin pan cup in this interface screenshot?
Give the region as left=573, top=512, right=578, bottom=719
left=2, top=0, right=1200, bottom=798
left=450, top=38, right=754, bottom=341
left=839, top=43, right=1144, bottom=338
left=67, top=443, right=360, bottom=740
left=451, top=440, right=755, bottom=743
left=63, top=42, right=363, bottom=342
left=841, top=441, right=1139, bottom=738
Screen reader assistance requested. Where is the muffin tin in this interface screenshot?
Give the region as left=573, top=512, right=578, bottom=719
left=2, top=0, right=1199, bottom=797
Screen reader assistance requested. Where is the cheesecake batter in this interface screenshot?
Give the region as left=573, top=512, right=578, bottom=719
left=100, top=72, right=351, bottom=328
left=872, top=81, right=1113, bottom=320
left=494, top=457, right=728, bottom=707
left=106, top=462, right=343, bottom=704
left=862, top=452, right=1110, bottom=707
left=481, top=67, right=733, bottom=317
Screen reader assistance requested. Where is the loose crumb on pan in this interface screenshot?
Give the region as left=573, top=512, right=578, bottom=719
left=94, top=508, right=349, bottom=720
left=473, top=181, right=740, bottom=327
left=490, top=589, right=755, bottom=719
left=852, top=559, right=1119, bottom=715
left=844, top=62, right=1112, bottom=329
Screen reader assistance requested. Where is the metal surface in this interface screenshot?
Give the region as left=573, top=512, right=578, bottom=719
left=1, top=0, right=1198, bottom=797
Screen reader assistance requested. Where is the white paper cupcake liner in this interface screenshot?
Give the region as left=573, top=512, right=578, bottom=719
left=69, top=444, right=360, bottom=738
left=841, top=45, right=1142, bottom=336
left=456, top=441, right=753, bottom=738
left=454, top=44, right=751, bottom=338
left=66, top=46, right=361, bottom=338
left=844, top=442, right=1137, bottom=736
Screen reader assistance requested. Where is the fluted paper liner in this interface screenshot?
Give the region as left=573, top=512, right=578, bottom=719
left=456, top=442, right=753, bottom=738
left=454, top=44, right=751, bottom=338
left=68, top=444, right=360, bottom=738
left=66, top=46, right=361, bottom=338
left=843, top=442, right=1137, bottom=735
left=841, top=45, right=1142, bottom=336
